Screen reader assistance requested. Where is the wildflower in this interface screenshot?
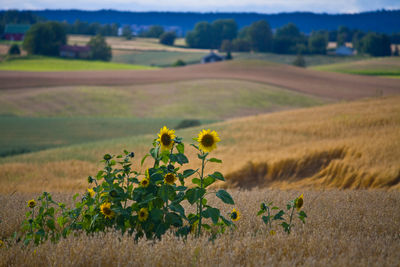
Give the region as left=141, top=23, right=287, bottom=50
left=269, top=230, right=276, bottom=236
left=87, top=188, right=95, bottom=198
left=27, top=199, right=36, bottom=209
left=157, top=126, right=176, bottom=151
left=230, top=208, right=240, bottom=221
left=197, top=129, right=221, bottom=153
left=164, top=173, right=177, bottom=185
left=296, top=194, right=304, bottom=211
left=100, top=202, right=115, bottom=219
left=138, top=208, right=149, bottom=222
left=140, top=178, right=150, bottom=188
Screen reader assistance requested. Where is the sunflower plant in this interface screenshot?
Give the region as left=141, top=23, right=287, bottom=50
left=257, top=194, right=307, bottom=235
left=187, top=129, right=236, bottom=237
left=16, top=126, right=238, bottom=245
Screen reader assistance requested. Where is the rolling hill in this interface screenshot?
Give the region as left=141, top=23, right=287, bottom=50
left=1, top=96, right=399, bottom=193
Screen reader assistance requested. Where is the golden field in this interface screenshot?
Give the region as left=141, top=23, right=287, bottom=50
left=1, top=189, right=400, bottom=266
left=1, top=95, right=399, bottom=193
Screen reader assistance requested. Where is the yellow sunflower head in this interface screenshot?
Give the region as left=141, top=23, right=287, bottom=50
left=87, top=188, right=95, bottom=198
left=138, top=208, right=149, bottom=222
left=296, top=194, right=304, bottom=211
left=100, top=202, right=115, bottom=219
left=164, top=173, right=177, bottom=185
left=27, top=199, right=36, bottom=209
left=0, top=240, right=4, bottom=248
left=197, top=129, right=221, bottom=153
left=230, top=208, right=240, bottom=221
left=140, top=178, right=150, bottom=188
left=157, top=126, right=176, bottom=151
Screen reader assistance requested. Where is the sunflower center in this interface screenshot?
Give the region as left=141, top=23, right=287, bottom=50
left=201, top=134, right=214, bottom=147
left=103, top=207, right=112, bottom=215
left=161, top=133, right=172, bottom=146
left=165, top=173, right=175, bottom=183
left=140, top=211, right=145, bottom=217
left=143, top=180, right=148, bottom=185
left=231, top=212, right=238, bottom=220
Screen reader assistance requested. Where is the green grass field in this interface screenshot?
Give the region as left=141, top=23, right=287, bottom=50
left=311, top=57, right=400, bottom=77
left=0, top=116, right=216, bottom=157
left=0, top=80, right=327, bottom=118
left=0, top=56, right=157, bottom=71
left=112, top=50, right=208, bottom=67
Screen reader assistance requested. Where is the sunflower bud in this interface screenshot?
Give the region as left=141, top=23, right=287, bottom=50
left=87, top=176, right=94, bottom=184
left=103, top=154, right=112, bottom=161
left=110, top=190, right=118, bottom=198
left=128, top=152, right=135, bottom=158
left=167, top=164, right=175, bottom=172
left=260, top=203, right=267, bottom=211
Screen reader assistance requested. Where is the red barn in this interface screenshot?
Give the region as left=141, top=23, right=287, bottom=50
left=3, top=24, right=31, bottom=41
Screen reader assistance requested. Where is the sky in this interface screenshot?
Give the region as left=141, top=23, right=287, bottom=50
left=1, top=0, right=400, bottom=14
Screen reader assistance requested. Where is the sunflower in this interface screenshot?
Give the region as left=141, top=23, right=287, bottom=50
left=197, top=129, right=221, bottom=153
left=230, top=208, right=240, bottom=221
left=87, top=188, right=95, bottom=198
left=140, top=178, right=150, bottom=188
left=164, top=173, right=177, bottom=185
left=157, top=126, right=176, bottom=151
left=269, top=230, right=276, bottom=236
left=100, top=202, right=115, bottom=219
left=27, top=199, right=36, bottom=209
left=138, top=208, right=149, bottom=222
left=296, top=194, right=304, bottom=211
left=0, top=240, right=4, bottom=248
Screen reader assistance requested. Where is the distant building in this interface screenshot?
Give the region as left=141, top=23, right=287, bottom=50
left=60, top=45, right=91, bottom=59
left=201, top=51, right=224, bottom=64
left=335, top=46, right=355, bottom=56
left=3, top=24, right=31, bottom=41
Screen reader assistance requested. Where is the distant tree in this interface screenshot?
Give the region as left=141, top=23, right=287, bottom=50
left=87, top=34, right=112, bottom=61
left=337, top=26, right=351, bottom=46
left=231, top=39, right=251, bottom=52
left=272, top=24, right=307, bottom=54
left=211, top=19, right=238, bottom=49
left=247, top=20, right=273, bottom=52
left=185, top=21, right=213, bottom=49
left=308, top=33, right=327, bottom=54
left=360, top=33, right=391, bottom=57
left=220, top=40, right=232, bottom=52
left=237, top=26, right=250, bottom=40
left=8, top=44, right=21, bottom=55
left=159, top=31, right=176, bottom=46
left=352, top=30, right=365, bottom=52
left=292, top=54, right=306, bottom=67
left=172, top=59, right=186, bottom=67
left=122, top=25, right=133, bottom=40
left=141, top=25, right=164, bottom=38
left=391, top=33, right=400, bottom=44
left=23, top=21, right=67, bottom=56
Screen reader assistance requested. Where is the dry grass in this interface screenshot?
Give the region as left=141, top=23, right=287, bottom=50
left=1, top=189, right=399, bottom=266
left=0, top=96, right=399, bottom=193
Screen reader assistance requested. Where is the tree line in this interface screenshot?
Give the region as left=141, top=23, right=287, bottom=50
left=186, top=19, right=397, bottom=57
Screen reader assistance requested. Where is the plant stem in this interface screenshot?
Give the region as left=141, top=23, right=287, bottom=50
left=288, top=205, right=295, bottom=234
left=197, top=153, right=206, bottom=237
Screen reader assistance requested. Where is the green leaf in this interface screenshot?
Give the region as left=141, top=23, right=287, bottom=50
left=209, top=171, right=225, bottom=181
left=166, top=212, right=182, bottom=227
left=150, top=209, right=163, bottom=222
left=203, top=176, right=216, bottom=188
left=177, top=143, right=184, bottom=154
left=191, top=178, right=201, bottom=187
left=169, top=203, right=185, bottom=217
left=159, top=185, right=169, bottom=202
left=176, top=153, right=189, bottom=165
left=273, top=210, right=285, bottom=220
left=141, top=154, right=150, bottom=166
left=185, top=188, right=206, bottom=205
left=216, top=189, right=234, bottom=205
left=220, top=215, right=233, bottom=226
left=257, top=210, right=265, bottom=216
left=208, top=158, right=222, bottom=163
left=204, top=207, right=220, bottom=224
left=272, top=206, right=279, bottom=210
left=299, top=211, right=307, bottom=218
left=183, top=169, right=197, bottom=178
left=46, top=219, right=55, bottom=230
left=201, top=224, right=211, bottom=230
left=262, top=215, right=270, bottom=225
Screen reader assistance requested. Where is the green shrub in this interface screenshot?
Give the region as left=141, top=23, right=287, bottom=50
left=176, top=119, right=201, bottom=129
left=8, top=44, right=21, bottom=55
left=172, top=59, right=186, bottom=67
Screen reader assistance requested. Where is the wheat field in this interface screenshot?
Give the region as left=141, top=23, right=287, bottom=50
left=1, top=189, right=399, bottom=266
